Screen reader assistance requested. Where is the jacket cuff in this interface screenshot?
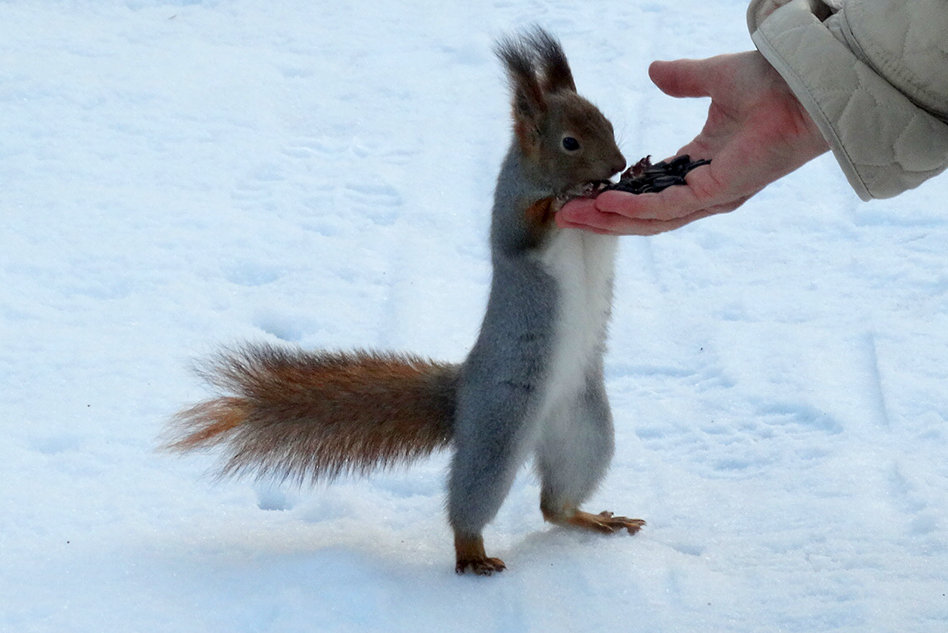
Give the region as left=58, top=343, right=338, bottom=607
left=750, top=0, right=948, bottom=200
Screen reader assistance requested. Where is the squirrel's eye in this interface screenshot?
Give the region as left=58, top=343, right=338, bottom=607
left=561, top=136, right=580, bottom=152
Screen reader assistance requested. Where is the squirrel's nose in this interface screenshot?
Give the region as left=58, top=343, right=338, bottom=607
left=610, top=153, right=626, bottom=176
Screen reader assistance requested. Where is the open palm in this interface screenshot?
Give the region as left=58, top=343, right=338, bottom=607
left=558, top=51, right=829, bottom=235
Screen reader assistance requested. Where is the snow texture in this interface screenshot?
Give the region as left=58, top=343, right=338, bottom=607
left=2, top=1, right=946, bottom=632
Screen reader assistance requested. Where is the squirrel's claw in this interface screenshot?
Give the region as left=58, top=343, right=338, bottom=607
left=455, top=556, right=507, bottom=576
left=585, top=511, right=647, bottom=535
left=454, top=533, right=506, bottom=575
left=543, top=507, right=646, bottom=535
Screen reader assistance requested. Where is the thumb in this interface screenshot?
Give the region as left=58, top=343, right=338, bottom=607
left=648, top=59, right=712, bottom=99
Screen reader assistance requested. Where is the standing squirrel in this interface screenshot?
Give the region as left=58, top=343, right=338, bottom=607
left=166, top=27, right=644, bottom=575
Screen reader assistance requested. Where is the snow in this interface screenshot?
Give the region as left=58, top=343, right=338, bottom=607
left=2, top=1, right=946, bottom=631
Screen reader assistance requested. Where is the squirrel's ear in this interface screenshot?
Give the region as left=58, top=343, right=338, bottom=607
left=495, top=36, right=546, bottom=147
left=527, top=27, right=577, bottom=94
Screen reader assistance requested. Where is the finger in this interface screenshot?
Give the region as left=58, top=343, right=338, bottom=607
left=648, top=59, right=711, bottom=99
left=632, top=208, right=724, bottom=235
left=556, top=197, right=599, bottom=227
left=557, top=217, right=620, bottom=235
left=630, top=208, right=720, bottom=235
left=594, top=183, right=706, bottom=222
left=562, top=207, right=722, bottom=236
left=557, top=196, right=632, bottom=233
left=559, top=193, right=708, bottom=235
left=560, top=190, right=748, bottom=235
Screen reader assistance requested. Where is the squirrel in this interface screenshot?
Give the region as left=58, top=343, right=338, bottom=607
left=165, top=26, right=644, bottom=576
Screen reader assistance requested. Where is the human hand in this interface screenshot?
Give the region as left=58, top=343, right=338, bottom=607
left=557, top=51, right=830, bottom=235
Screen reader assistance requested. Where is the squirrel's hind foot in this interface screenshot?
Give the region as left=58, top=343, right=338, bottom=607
left=454, top=533, right=507, bottom=576
left=544, top=508, right=646, bottom=535
left=455, top=556, right=507, bottom=576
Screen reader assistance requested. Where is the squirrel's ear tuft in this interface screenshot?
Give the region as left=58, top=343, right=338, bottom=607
left=495, top=33, right=546, bottom=149
left=525, top=26, right=576, bottom=94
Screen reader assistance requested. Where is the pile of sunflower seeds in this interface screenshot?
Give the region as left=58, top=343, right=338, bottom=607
left=604, top=154, right=711, bottom=195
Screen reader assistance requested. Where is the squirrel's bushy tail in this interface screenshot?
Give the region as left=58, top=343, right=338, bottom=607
left=165, top=344, right=459, bottom=483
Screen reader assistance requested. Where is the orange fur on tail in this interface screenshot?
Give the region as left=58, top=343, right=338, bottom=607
left=165, top=345, right=458, bottom=483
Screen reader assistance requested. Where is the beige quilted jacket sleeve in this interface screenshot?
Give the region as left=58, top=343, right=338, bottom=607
left=747, top=0, right=948, bottom=199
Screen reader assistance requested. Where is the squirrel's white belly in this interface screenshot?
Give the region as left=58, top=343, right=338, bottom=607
left=537, top=229, right=617, bottom=418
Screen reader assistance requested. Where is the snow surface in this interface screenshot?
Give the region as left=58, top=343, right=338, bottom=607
left=2, top=1, right=947, bottom=632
